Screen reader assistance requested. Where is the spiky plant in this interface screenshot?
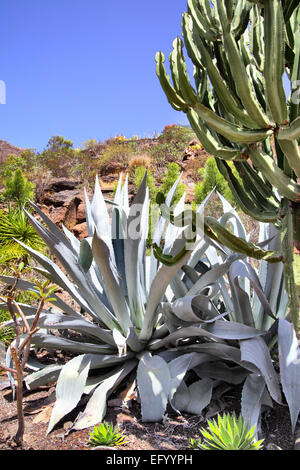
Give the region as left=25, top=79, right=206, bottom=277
left=155, top=0, right=300, bottom=332
left=0, top=206, right=45, bottom=264
left=88, top=422, right=128, bottom=447
left=190, top=413, right=264, bottom=450
left=1, top=174, right=299, bottom=436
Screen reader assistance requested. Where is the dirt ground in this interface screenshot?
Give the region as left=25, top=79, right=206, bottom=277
left=0, top=371, right=295, bottom=452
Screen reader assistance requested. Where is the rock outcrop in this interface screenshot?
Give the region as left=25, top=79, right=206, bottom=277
left=0, top=140, right=25, bottom=165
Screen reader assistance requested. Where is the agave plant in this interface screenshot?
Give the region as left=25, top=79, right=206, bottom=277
left=0, top=173, right=299, bottom=437
left=155, top=192, right=300, bottom=435
left=190, top=412, right=264, bottom=450
left=88, top=421, right=128, bottom=447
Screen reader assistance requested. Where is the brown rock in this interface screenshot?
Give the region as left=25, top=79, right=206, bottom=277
left=43, top=178, right=81, bottom=193
left=76, top=202, right=86, bottom=223
left=73, top=222, right=88, bottom=240
left=64, top=200, right=78, bottom=230
left=42, top=189, right=83, bottom=207
left=50, top=206, right=68, bottom=225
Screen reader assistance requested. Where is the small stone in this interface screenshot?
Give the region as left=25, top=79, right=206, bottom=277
left=266, top=442, right=282, bottom=450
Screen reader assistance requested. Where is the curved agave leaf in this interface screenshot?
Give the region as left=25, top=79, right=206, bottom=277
left=14, top=240, right=119, bottom=331
left=240, top=337, right=282, bottom=404
left=25, top=364, right=63, bottom=390
left=31, top=332, right=117, bottom=353
left=72, top=359, right=138, bottom=431
left=92, top=230, right=132, bottom=334
left=241, top=373, right=266, bottom=435
left=170, top=294, right=221, bottom=322
left=278, top=318, right=300, bottom=432
left=137, top=352, right=171, bottom=422
left=0, top=275, right=80, bottom=317
left=194, top=361, right=249, bottom=384
left=47, top=354, right=91, bottom=434
left=149, top=322, right=265, bottom=351
left=184, top=378, right=213, bottom=415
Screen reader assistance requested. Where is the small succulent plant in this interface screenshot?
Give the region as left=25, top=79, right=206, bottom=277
left=88, top=421, right=128, bottom=448
left=190, top=413, right=264, bottom=451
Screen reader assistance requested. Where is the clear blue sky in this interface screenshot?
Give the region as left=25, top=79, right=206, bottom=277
left=0, top=0, right=190, bottom=152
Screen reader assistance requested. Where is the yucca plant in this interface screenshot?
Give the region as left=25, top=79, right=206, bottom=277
left=88, top=422, right=128, bottom=447
left=155, top=0, right=300, bottom=333
left=190, top=413, right=264, bottom=450
left=0, top=173, right=299, bottom=437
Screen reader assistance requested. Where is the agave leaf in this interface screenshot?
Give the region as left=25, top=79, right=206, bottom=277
left=137, top=352, right=171, bottom=422
left=241, top=373, right=266, bottom=434
left=25, top=364, right=63, bottom=390
left=172, top=380, right=190, bottom=412
left=0, top=275, right=80, bottom=317
left=62, top=223, right=81, bottom=252
left=168, top=352, right=204, bottom=402
left=201, top=320, right=266, bottom=340
left=26, top=202, right=76, bottom=254
left=278, top=318, right=300, bottom=432
left=186, top=256, right=239, bottom=297
left=185, top=378, right=213, bottom=415
left=139, top=234, right=199, bottom=343
left=83, top=187, right=94, bottom=237
left=14, top=241, right=119, bottom=331
left=170, top=294, right=221, bottom=322
left=92, top=230, right=132, bottom=334
left=72, top=359, right=138, bottom=430
left=163, top=192, right=186, bottom=255
left=124, top=173, right=149, bottom=329
left=31, top=332, right=117, bottom=353
left=217, top=192, right=247, bottom=240
left=240, top=337, right=282, bottom=404
left=194, top=361, right=249, bottom=384
left=15, top=310, right=114, bottom=344
left=150, top=322, right=265, bottom=351
left=91, top=174, right=111, bottom=243
left=229, top=259, right=276, bottom=325
left=47, top=354, right=91, bottom=434
left=79, top=239, right=93, bottom=273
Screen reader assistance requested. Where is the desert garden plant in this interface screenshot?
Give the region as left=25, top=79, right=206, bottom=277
left=190, top=412, right=264, bottom=450
left=1, top=173, right=299, bottom=439
left=1, top=169, right=35, bottom=208
left=0, top=264, right=57, bottom=447
left=155, top=0, right=300, bottom=332
left=88, top=422, right=128, bottom=447
left=0, top=205, right=45, bottom=264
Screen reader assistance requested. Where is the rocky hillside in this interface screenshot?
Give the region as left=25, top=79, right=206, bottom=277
left=0, top=140, right=25, bottom=165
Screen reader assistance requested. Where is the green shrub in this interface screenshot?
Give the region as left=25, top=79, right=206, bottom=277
left=40, top=136, right=75, bottom=177
left=194, top=157, right=239, bottom=206
left=158, top=162, right=186, bottom=205
left=1, top=169, right=35, bottom=207
left=150, top=125, right=196, bottom=166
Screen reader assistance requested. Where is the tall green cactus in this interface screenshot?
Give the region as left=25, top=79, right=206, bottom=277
left=156, top=0, right=300, bottom=331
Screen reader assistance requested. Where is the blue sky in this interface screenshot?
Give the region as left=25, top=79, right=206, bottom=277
left=0, top=0, right=190, bottom=152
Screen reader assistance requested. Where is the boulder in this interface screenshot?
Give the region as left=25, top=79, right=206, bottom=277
left=42, top=189, right=83, bottom=207
left=73, top=222, right=88, bottom=240
left=76, top=202, right=86, bottom=223
left=42, top=178, right=81, bottom=193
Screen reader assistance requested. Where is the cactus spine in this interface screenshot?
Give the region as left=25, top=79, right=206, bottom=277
left=156, top=0, right=300, bottom=332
